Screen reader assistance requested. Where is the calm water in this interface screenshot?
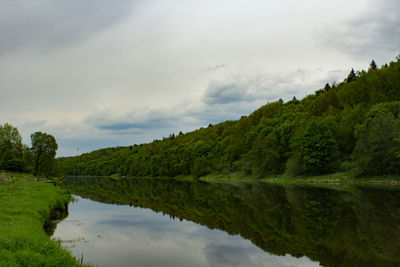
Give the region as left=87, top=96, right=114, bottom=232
left=53, top=196, right=317, bottom=267
left=53, top=177, right=400, bottom=267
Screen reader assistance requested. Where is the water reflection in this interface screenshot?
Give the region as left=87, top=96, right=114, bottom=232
left=53, top=196, right=317, bottom=267
left=55, top=177, right=400, bottom=267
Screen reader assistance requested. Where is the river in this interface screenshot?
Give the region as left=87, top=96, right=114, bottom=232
left=52, top=177, right=400, bottom=267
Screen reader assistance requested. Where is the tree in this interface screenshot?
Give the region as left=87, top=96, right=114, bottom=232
left=346, top=69, right=356, bottom=83
left=369, top=60, right=377, bottom=71
left=31, top=132, right=58, bottom=177
left=324, top=83, right=331, bottom=92
left=192, top=156, right=210, bottom=178
left=315, top=89, right=325, bottom=96
left=0, top=123, right=24, bottom=171
left=247, top=133, right=281, bottom=175
left=352, top=104, right=400, bottom=175
left=301, top=120, right=338, bottom=174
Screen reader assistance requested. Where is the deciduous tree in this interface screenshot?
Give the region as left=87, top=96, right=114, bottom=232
left=301, top=120, right=338, bottom=174
left=0, top=123, right=24, bottom=171
left=31, top=132, right=58, bottom=177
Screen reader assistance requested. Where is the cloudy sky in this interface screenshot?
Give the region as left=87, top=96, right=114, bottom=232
left=0, top=0, right=399, bottom=156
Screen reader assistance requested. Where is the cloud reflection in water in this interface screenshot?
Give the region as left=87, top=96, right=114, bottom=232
left=53, top=196, right=319, bottom=267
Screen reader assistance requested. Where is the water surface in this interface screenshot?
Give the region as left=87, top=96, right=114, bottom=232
left=54, top=177, right=400, bottom=267
left=53, top=196, right=317, bottom=267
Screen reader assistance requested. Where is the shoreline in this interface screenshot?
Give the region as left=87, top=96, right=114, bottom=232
left=0, top=171, right=85, bottom=266
left=62, top=172, right=400, bottom=189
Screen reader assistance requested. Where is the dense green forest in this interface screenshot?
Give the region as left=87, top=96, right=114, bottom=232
left=62, top=57, right=400, bottom=178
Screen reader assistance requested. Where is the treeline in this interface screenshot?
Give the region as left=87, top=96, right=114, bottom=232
left=62, top=57, right=400, bottom=178
left=0, top=124, right=61, bottom=177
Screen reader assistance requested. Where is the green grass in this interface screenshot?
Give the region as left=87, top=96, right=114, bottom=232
left=0, top=171, right=85, bottom=267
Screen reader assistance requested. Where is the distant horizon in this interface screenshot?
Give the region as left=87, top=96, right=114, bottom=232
left=1, top=0, right=399, bottom=157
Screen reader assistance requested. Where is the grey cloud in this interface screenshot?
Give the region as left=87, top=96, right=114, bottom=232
left=202, top=68, right=339, bottom=107
left=317, top=0, right=400, bottom=59
left=87, top=109, right=179, bottom=133
left=97, top=120, right=170, bottom=131
left=0, top=0, right=133, bottom=54
left=202, top=76, right=279, bottom=106
left=204, top=80, right=251, bottom=105
left=187, top=101, right=260, bottom=125
left=194, top=68, right=348, bottom=124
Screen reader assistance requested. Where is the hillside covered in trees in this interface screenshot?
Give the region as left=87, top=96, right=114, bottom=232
left=61, top=57, right=400, bottom=178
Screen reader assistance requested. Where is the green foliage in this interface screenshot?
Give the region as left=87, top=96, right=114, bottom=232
left=61, top=57, right=400, bottom=178
left=192, top=156, right=211, bottom=177
left=352, top=102, right=400, bottom=175
left=31, top=132, right=58, bottom=177
left=301, top=120, right=338, bottom=174
left=0, top=123, right=24, bottom=172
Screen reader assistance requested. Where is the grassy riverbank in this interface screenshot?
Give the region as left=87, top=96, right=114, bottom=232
left=0, top=171, right=83, bottom=266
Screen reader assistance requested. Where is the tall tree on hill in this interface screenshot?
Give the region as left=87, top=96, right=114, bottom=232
left=324, top=83, right=331, bottom=92
left=346, top=68, right=356, bottom=83
left=369, top=60, right=378, bottom=71
left=31, top=132, right=58, bottom=177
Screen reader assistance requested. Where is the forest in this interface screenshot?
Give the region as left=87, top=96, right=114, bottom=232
left=61, top=57, right=400, bottom=178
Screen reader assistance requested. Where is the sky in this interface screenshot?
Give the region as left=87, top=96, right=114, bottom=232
left=0, top=0, right=399, bottom=157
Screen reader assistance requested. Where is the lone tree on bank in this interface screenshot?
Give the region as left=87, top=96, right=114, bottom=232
left=31, top=131, right=58, bottom=177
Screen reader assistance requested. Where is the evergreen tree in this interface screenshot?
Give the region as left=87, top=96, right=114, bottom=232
left=369, top=60, right=377, bottom=71
left=346, top=69, right=356, bottom=83
left=324, top=83, right=331, bottom=91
